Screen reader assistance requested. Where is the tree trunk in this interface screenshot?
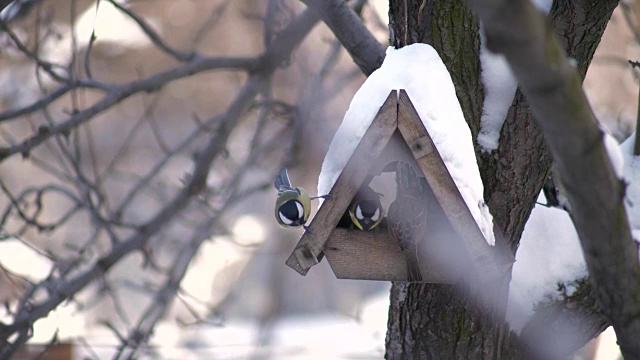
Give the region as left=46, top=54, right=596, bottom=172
left=385, top=0, right=618, bottom=358
left=386, top=2, right=514, bottom=358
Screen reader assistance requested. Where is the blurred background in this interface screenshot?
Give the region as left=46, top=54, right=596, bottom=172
left=0, top=0, right=636, bottom=359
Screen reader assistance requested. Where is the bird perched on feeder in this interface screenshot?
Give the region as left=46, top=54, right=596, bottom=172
left=274, top=167, right=329, bottom=229
left=541, top=171, right=572, bottom=212
left=387, top=161, right=428, bottom=282
left=348, top=185, right=384, bottom=231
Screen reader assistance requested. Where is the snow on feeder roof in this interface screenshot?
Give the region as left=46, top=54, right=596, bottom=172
left=285, top=90, right=513, bottom=283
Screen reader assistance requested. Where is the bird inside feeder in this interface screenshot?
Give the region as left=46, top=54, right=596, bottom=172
left=283, top=89, right=512, bottom=284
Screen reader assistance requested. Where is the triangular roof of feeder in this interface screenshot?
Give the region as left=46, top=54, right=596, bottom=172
left=285, top=90, right=513, bottom=283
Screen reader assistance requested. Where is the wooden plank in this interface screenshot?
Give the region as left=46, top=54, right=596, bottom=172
left=285, top=90, right=399, bottom=275
left=396, top=90, right=510, bottom=282
left=324, top=228, right=456, bottom=283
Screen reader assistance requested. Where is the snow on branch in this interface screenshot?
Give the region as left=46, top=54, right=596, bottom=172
left=465, top=0, right=640, bottom=357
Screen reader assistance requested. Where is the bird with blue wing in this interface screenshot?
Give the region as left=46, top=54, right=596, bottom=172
left=274, top=167, right=329, bottom=229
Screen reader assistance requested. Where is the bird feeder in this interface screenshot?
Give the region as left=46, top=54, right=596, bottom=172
left=285, top=90, right=514, bottom=283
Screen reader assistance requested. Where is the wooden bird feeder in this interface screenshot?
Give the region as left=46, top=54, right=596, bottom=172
left=285, top=90, right=514, bottom=283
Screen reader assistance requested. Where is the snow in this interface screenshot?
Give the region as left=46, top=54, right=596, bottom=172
left=0, top=237, right=53, bottom=281
left=317, top=44, right=495, bottom=246
left=531, top=0, right=553, bottom=15
left=478, top=31, right=517, bottom=151
left=271, top=315, right=382, bottom=357
left=507, top=131, right=637, bottom=333
left=506, top=195, right=586, bottom=333
left=171, top=312, right=385, bottom=359
left=601, top=124, right=625, bottom=179
left=530, top=0, right=553, bottom=13
left=621, top=133, right=640, bottom=235
left=477, top=0, right=551, bottom=152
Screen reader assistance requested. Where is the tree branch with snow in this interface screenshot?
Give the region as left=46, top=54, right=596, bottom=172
left=465, top=0, right=640, bottom=357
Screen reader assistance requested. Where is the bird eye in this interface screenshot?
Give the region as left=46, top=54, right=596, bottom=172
left=279, top=211, right=293, bottom=225
left=371, top=208, right=381, bottom=221
left=355, top=205, right=364, bottom=220
left=295, top=201, right=304, bottom=219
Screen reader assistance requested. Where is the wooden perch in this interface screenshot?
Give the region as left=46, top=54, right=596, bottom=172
left=325, top=229, right=454, bottom=282
left=285, top=90, right=398, bottom=275
left=285, top=89, right=513, bottom=284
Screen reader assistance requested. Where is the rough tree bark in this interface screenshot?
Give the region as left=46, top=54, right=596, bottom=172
left=384, top=0, right=618, bottom=358
left=471, top=0, right=640, bottom=357
left=386, top=3, right=514, bottom=358
left=505, top=2, right=618, bottom=356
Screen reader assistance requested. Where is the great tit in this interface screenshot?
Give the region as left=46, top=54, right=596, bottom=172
left=387, top=161, right=428, bottom=282
left=274, top=167, right=329, bottom=229
left=542, top=169, right=572, bottom=212
left=348, top=185, right=384, bottom=231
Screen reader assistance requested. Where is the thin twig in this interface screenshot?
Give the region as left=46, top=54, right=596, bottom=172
left=0, top=7, right=321, bottom=357
left=107, top=0, right=196, bottom=62
left=0, top=56, right=258, bottom=162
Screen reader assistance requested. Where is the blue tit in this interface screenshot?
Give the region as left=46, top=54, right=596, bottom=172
left=274, top=167, right=311, bottom=228
left=348, top=185, right=384, bottom=231
left=387, top=161, right=428, bottom=282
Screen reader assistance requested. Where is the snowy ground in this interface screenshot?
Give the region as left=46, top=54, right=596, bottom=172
left=70, top=292, right=390, bottom=360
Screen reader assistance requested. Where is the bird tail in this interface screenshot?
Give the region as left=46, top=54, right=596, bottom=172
left=274, top=167, right=292, bottom=190
left=406, top=248, right=423, bottom=282
left=395, top=162, right=423, bottom=196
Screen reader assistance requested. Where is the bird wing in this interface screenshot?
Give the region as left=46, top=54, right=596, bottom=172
left=388, top=195, right=427, bottom=251
left=388, top=162, right=432, bottom=282
left=274, top=167, right=293, bottom=190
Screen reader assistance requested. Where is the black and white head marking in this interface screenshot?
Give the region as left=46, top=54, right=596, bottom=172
left=355, top=204, right=364, bottom=221
left=357, top=201, right=381, bottom=220
left=279, top=199, right=304, bottom=226
left=371, top=207, right=381, bottom=221
left=279, top=211, right=294, bottom=225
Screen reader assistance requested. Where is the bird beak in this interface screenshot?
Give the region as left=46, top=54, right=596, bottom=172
left=362, top=221, right=372, bottom=230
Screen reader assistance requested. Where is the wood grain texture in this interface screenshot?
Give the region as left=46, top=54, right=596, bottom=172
left=396, top=90, right=509, bottom=282
left=285, top=90, right=398, bottom=275
left=325, top=178, right=468, bottom=283
left=324, top=228, right=456, bottom=283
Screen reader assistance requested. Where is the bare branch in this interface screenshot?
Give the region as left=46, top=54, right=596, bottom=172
left=0, top=55, right=257, bottom=162
left=0, top=3, right=322, bottom=164
left=107, top=0, right=195, bottom=62
left=465, top=0, right=640, bottom=357
left=83, top=0, right=100, bottom=79
left=0, top=84, right=72, bottom=122
left=0, top=7, right=321, bottom=357
left=0, top=18, right=70, bottom=83
left=112, top=110, right=286, bottom=358
left=299, top=0, right=385, bottom=75
left=520, top=279, right=609, bottom=359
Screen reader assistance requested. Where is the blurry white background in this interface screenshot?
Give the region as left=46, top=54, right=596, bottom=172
left=0, top=0, right=636, bottom=359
